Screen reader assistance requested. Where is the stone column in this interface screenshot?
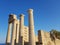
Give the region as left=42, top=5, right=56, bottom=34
left=19, top=14, right=24, bottom=45
left=6, top=23, right=11, bottom=44
left=28, top=9, right=36, bottom=45
left=16, top=20, right=19, bottom=44
left=11, top=20, right=16, bottom=45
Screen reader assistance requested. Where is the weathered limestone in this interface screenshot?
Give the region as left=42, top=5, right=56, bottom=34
left=11, top=20, right=16, bottom=45
left=6, top=9, right=60, bottom=45
left=11, top=15, right=17, bottom=45
left=19, top=14, right=24, bottom=45
left=16, top=20, right=19, bottom=44
left=28, top=9, right=36, bottom=45
left=24, top=26, right=29, bottom=42
left=38, top=30, right=45, bottom=45
left=6, top=23, right=11, bottom=44
left=38, top=30, right=55, bottom=45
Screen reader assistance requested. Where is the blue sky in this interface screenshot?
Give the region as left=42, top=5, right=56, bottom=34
left=0, top=0, right=60, bottom=43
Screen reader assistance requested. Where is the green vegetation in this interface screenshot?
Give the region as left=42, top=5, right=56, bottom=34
left=50, top=29, right=60, bottom=39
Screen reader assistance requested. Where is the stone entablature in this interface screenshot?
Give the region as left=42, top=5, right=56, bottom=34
left=8, top=14, right=17, bottom=23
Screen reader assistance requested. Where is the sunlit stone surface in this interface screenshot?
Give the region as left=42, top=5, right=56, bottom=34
left=6, top=9, right=60, bottom=45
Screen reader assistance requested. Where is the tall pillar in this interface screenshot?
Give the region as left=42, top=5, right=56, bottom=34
left=28, top=9, right=36, bottom=45
left=11, top=20, right=16, bottom=45
left=19, top=14, right=24, bottom=45
left=16, top=20, right=19, bottom=44
left=6, top=23, right=11, bottom=45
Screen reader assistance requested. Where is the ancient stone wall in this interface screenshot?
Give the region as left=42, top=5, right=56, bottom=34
left=38, top=30, right=60, bottom=45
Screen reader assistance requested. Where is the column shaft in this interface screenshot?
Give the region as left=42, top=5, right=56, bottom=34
left=6, top=23, right=11, bottom=43
left=11, top=20, right=16, bottom=45
left=28, top=9, right=36, bottom=45
left=16, top=20, right=19, bottom=44
left=19, top=14, right=24, bottom=45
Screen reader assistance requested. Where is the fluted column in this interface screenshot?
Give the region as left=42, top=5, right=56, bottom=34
left=28, top=9, right=36, bottom=45
left=6, top=23, right=11, bottom=44
left=11, top=20, right=16, bottom=45
left=19, top=14, right=24, bottom=45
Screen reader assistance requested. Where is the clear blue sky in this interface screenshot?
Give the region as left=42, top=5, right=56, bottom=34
left=0, top=0, right=60, bottom=43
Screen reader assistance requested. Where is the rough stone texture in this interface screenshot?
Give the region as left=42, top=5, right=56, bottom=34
left=38, top=30, right=60, bottom=45
left=24, top=26, right=29, bottom=42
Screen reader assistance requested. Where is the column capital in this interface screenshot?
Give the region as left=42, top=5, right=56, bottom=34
left=8, top=14, right=17, bottom=23
left=28, top=9, right=33, bottom=13
left=9, top=14, right=17, bottom=19
left=20, top=14, right=25, bottom=17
